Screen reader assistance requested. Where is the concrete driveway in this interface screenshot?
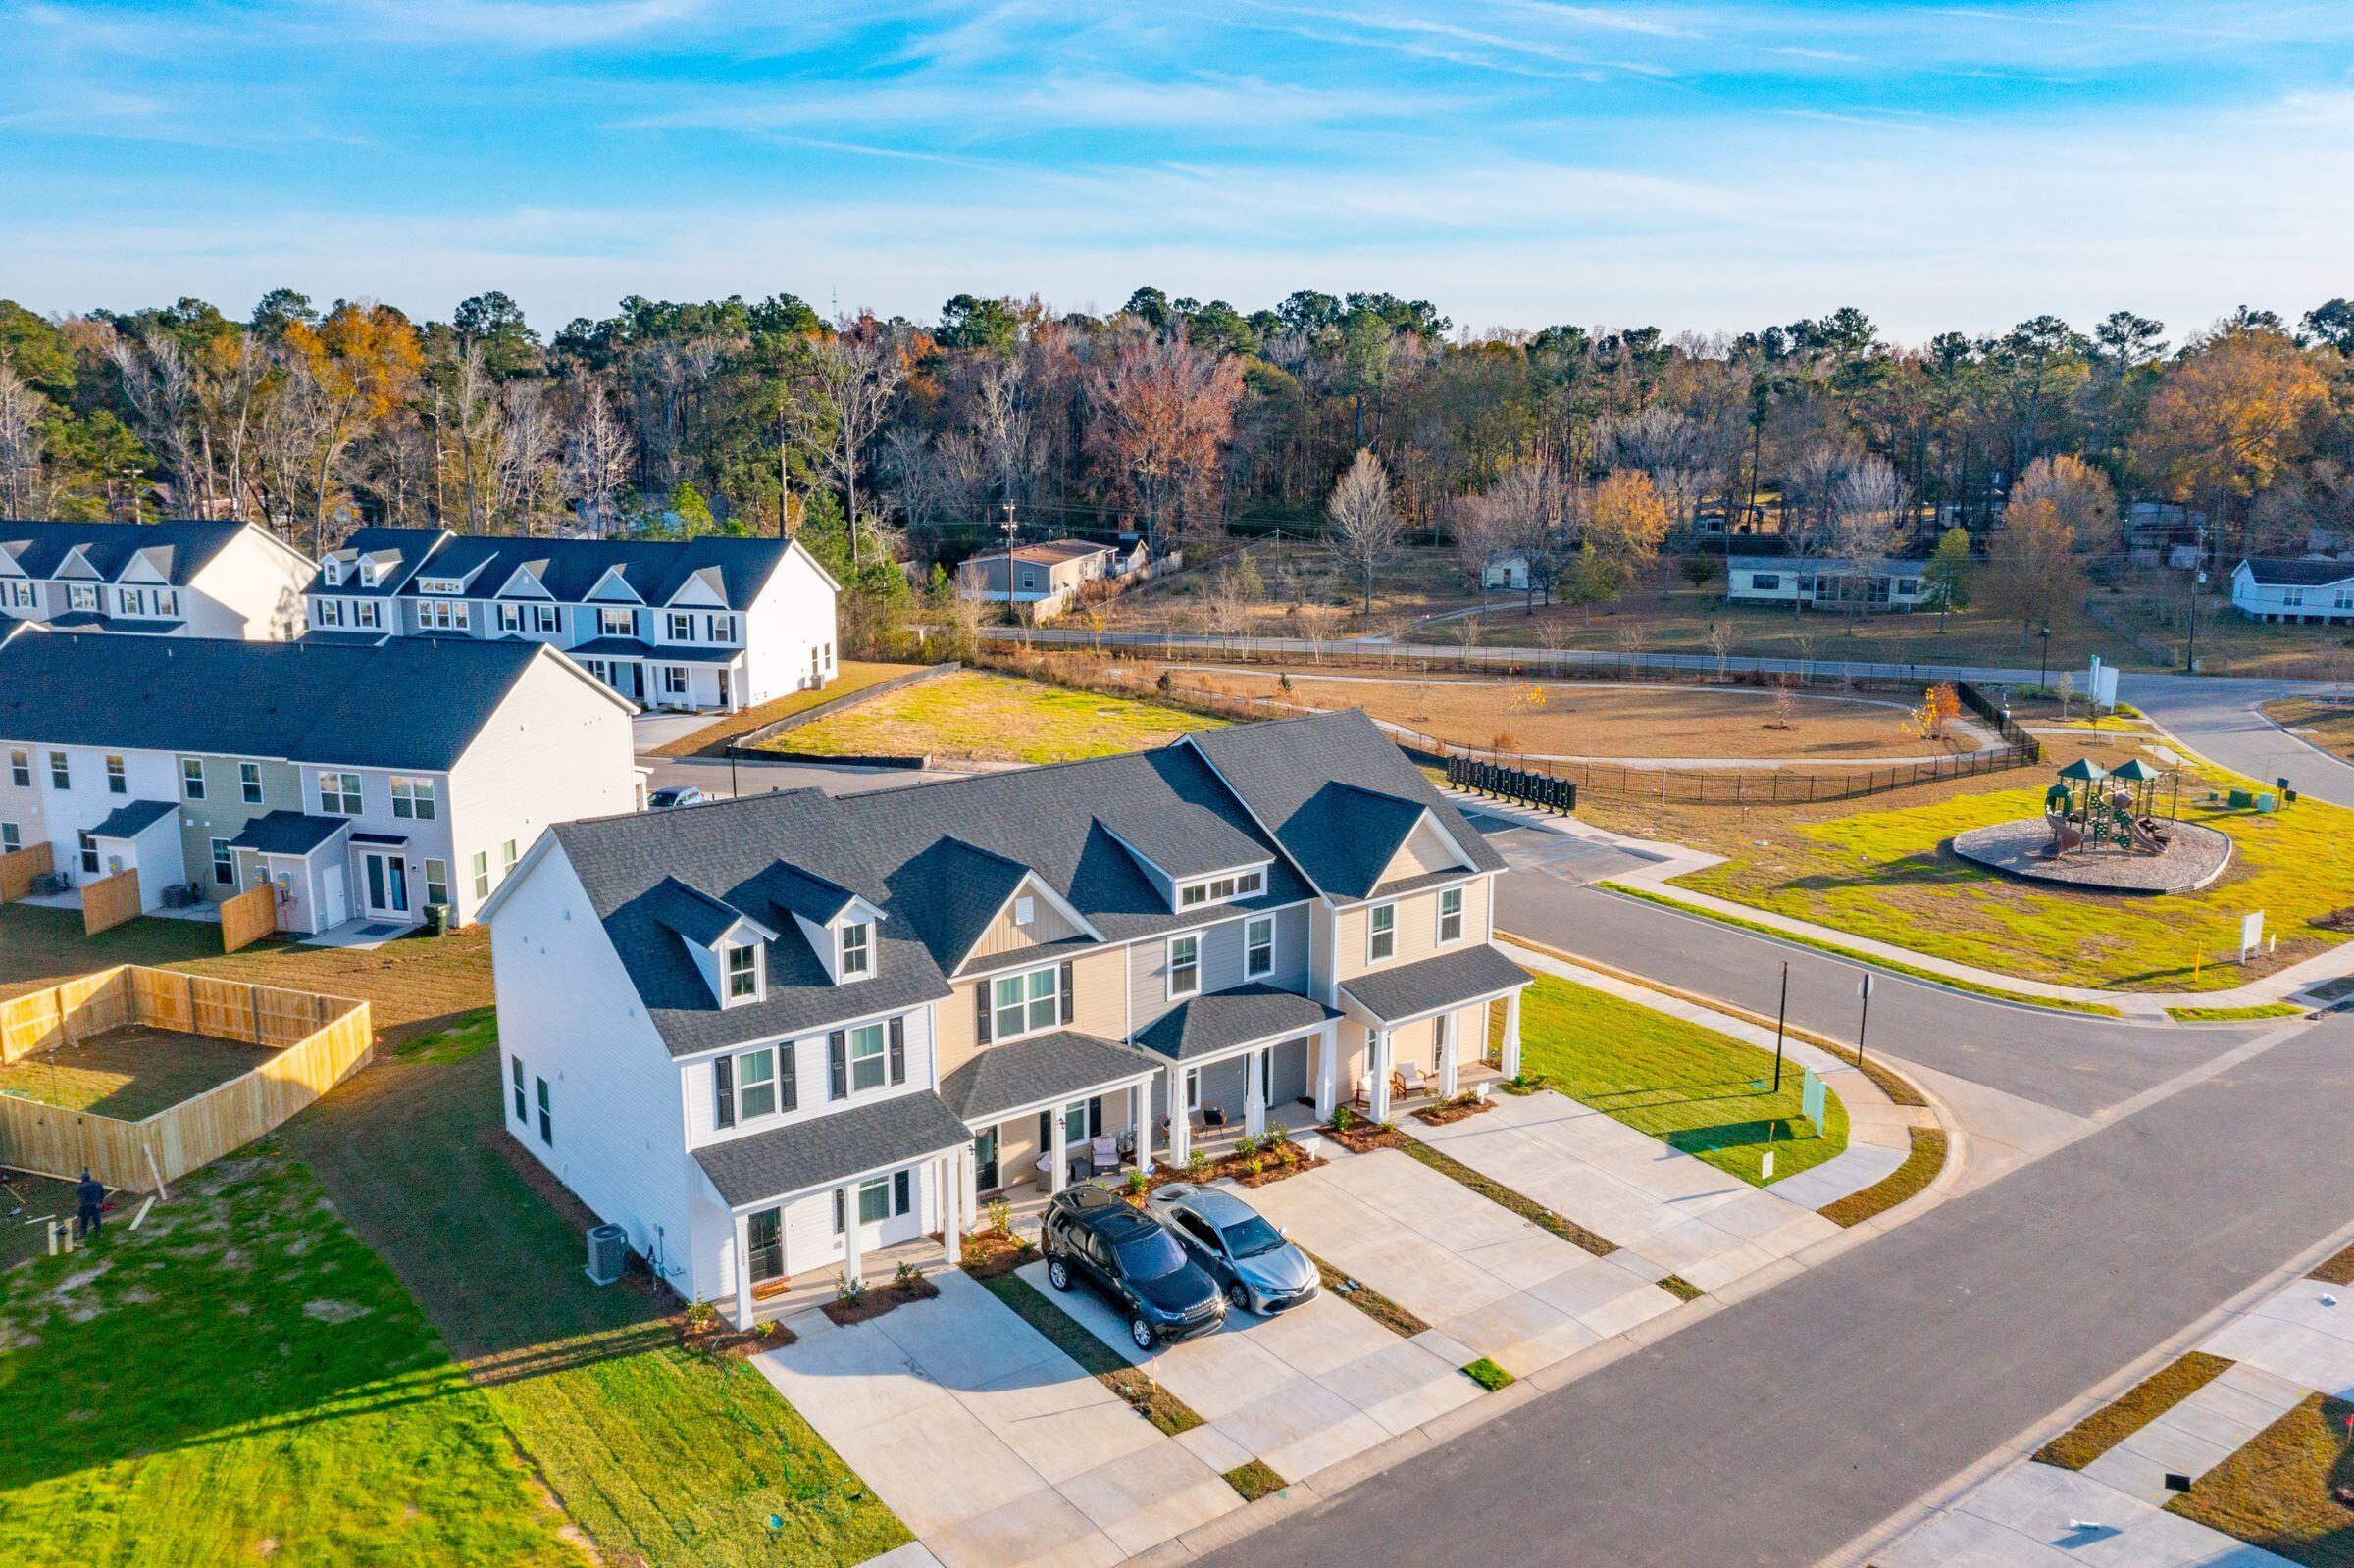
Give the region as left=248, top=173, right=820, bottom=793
left=1244, top=1148, right=1680, bottom=1377
left=1407, top=1089, right=1843, bottom=1294
left=754, top=1269, right=1237, bottom=1568
left=1016, top=1253, right=1482, bottom=1487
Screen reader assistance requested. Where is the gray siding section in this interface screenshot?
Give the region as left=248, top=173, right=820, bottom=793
left=1126, top=901, right=1310, bottom=1037
left=174, top=754, right=303, bottom=902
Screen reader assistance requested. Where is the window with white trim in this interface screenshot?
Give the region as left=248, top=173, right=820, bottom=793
left=180, top=757, right=205, bottom=800
left=707, top=613, right=737, bottom=642
left=210, top=837, right=234, bottom=885
left=68, top=583, right=97, bottom=612
left=390, top=777, right=436, bottom=820
left=104, top=755, right=126, bottom=794
left=1167, top=933, right=1201, bottom=999
left=471, top=850, right=490, bottom=900
left=354, top=600, right=383, bottom=630
left=77, top=830, right=98, bottom=874
left=502, top=838, right=519, bottom=875
left=324, top=559, right=344, bottom=586
left=511, top=1054, right=526, bottom=1121
left=49, top=751, right=70, bottom=789
left=421, top=599, right=469, bottom=631
left=1246, top=915, right=1275, bottom=979
left=992, top=965, right=1061, bottom=1040
left=532, top=603, right=559, bottom=634
left=495, top=602, right=523, bottom=632
left=240, top=761, right=263, bottom=804
left=839, top=922, right=872, bottom=979
left=8, top=749, right=27, bottom=787
left=599, top=607, right=635, bottom=637
left=1751, top=573, right=1781, bottom=592
left=666, top=611, right=695, bottom=641
left=314, top=597, right=345, bottom=628
left=1438, top=886, right=1464, bottom=944
left=834, top=1171, right=912, bottom=1231
left=846, top=1021, right=888, bottom=1092
left=0, top=580, right=34, bottom=609
left=1, top=822, right=19, bottom=852
left=725, top=942, right=761, bottom=1003
left=424, top=858, right=448, bottom=907
left=1179, top=867, right=1264, bottom=909
left=318, top=772, right=363, bottom=816
left=1367, top=903, right=1397, bottom=963
left=661, top=666, right=688, bottom=696
left=715, top=1043, right=792, bottom=1128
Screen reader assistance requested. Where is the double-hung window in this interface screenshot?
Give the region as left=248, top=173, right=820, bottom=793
left=239, top=761, right=263, bottom=804
left=993, top=966, right=1060, bottom=1039
left=314, top=598, right=345, bottom=628
left=834, top=1171, right=912, bottom=1231
left=1367, top=903, right=1398, bottom=963
left=840, top=922, right=871, bottom=978
left=846, top=1022, right=887, bottom=1091
left=502, top=838, right=519, bottom=874
left=49, top=751, right=70, bottom=790
left=707, top=614, right=736, bottom=642
left=319, top=772, right=363, bottom=816
left=68, top=583, right=97, bottom=612
left=8, top=749, right=27, bottom=787
left=210, top=837, right=233, bottom=885
left=666, top=611, right=695, bottom=641
left=1167, top=934, right=1202, bottom=999
left=532, top=604, right=560, bottom=634
left=715, top=1044, right=790, bottom=1129
left=471, top=850, right=490, bottom=900
left=390, top=777, right=436, bottom=820
left=495, top=603, right=523, bottom=632
left=1245, top=916, right=1275, bottom=979
left=1438, top=887, right=1465, bottom=944
left=536, top=1077, right=552, bottom=1145
left=424, top=858, right=449, bottom=907
left=77, top=830, right=98, bottom=874
left=725, top=943, right=760, bottom=1001
left=354, top=600, right=383, bottom=630
left=600, top=607, right=635, bottom=637
left=0, top=823, right=19, bottom=852
left=661, top=666, right=688, bottom=696
left=180, top=757, right=205, bottom=800
left=511, top=1056, right=527, bottom=1122
left=105, top=755, right=126, bottom=794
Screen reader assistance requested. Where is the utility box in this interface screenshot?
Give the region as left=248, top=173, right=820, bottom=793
left=586, top=1223, right=629, bottom=1286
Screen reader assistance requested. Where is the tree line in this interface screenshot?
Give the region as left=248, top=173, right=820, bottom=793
left=5, top=285, right=2353, bottom=649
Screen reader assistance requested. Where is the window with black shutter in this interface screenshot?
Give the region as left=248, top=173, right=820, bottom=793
left=1059, top=961, right=1075, bottom=1026
left=975, top=984, right=992, bottom=1044
left=779, top=1042, right=797, bottom=1112
left=829, top=1030, right=847, bottom=1099
left=893, top=1170, right=911, bottom=1214
left=887, top=1016, right=906, bottom=1085
left=714, top=1055, right=735, bottom=1130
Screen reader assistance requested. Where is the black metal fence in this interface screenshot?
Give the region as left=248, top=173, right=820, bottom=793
left=1447, top=757, right=1577, bottom=814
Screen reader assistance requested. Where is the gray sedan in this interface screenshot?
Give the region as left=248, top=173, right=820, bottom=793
left=1147, top=1183, right=1319, bottom=1316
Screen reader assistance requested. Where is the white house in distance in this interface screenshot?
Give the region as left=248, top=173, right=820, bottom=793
left=302, top=527, right=840, bottom=713
left=957, top=537, right=1147, bottom=615
left=2229, top=557, right=2354, bottom=624
left=483, top=709, right=1531, bottom=1327
left=0, top=519, right=314, bottom=639
left=1726, top=554, right=1930, bottom=612
left=0, top=628, right=639, bottom=935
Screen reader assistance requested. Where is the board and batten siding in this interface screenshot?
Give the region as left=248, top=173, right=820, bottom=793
left=965, top=876, right=1087, bottom=960
left=1126, top=901, right=1310, bottom=1036
left=488, top=839, right=697, bottom=1289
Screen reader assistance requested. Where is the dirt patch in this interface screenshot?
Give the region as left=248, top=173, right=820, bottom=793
left=1413, top=1094, right=1499, bottom=1127
left=300, top=1298, right=369, bottom=1324
left=1322, top=1120, right=1411, bottom=1155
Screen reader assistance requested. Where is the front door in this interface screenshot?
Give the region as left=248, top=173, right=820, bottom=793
left=362, top=851, right=410, bottom=917
left=716, top=668, right=732, bottom=710
left=320, top=864, right=348, bottom=928
left=746, top=1207, right=785, bottom=1292
left=973, top=1128, right=999, bottom=1191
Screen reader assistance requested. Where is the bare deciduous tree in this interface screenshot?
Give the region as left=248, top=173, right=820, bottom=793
left=1325, top=447, right=1401, bottom=612
left=562, top=376, right=637, bottom=536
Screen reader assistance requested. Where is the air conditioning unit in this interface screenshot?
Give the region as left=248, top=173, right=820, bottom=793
left=585, top=1223, right=629, bottom=1287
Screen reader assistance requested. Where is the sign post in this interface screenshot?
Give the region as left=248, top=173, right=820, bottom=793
left=1855, top=971, right=1873, bottom=1069
left=1771, top=961, right=1789, bottom=1094
left=2239, top=911, right=2265, bottom=964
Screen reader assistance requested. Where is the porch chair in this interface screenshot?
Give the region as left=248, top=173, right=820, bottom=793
left=1395, top=1062, right=1430, bottom=1101
left=1089, top=1135, right=1119, bottom=1175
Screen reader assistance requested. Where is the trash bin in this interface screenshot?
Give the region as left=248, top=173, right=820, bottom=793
left=424, top=902, right=451, bottom=936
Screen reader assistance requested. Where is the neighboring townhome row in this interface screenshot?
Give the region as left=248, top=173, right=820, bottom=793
left=304, top=527, right=841, bottom=712
left=0, top=628, right=639, bottom=936
left=0, top=519, right=315, bottom=639
left=2229, top=556, right=2354, bottom=624
left=484, top=709, right=1531, bottom=1328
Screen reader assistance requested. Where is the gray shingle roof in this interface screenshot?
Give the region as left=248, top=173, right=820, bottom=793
left=2236, top=556, right=2354, bottom=587
left=694, top=1090, right=973, bottom=1207
left=1340, top=945, right=1530, bottom=1024
left=1134, top=985, right=1341, bottom=1062
left=1187, top=711, right=1504, bottom=899
left=938, top=1031, right=1160, bottom=1121
left=0, top=632, right=572, bottom=772
left=0, top=520, right=264, bottom=585
left=88, top=799, right=179, bottom=838
left=645, top=876, right=767, bottom=947
left=1095, top=800, right=1271, bottom=881
left=228, top=811, right=349, bottom=855
left=311, top=526, right=806, bottom=611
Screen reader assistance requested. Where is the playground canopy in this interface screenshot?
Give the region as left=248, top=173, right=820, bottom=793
left=2056, top=757, right=2108, bottom=782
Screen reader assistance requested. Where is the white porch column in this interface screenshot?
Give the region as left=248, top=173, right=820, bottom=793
left=840, top=1184, right=865, bottom=1287
left=1368, top=1029, right=1393, bottom=1123
left=940, top=1156, right=962, bottom=1264
left=1438, top=1012, right=1459, bottom=1098
left=732, top=1210, right=756, bottom=1331
left=1502, top=991, right=1523, bottom=1079
left=1244, top=1044, right=1267, bottom=1138
left=1049, top=1105, right=1069, bottom=1193
left=1130, top=1082, right=1150, bottom=1169
left=1313, top=1023, right=1339, bottom=1122
left=961, top=1143, right=982, bottom=1228
left=1165, top=1067, right=1190, bottom=1166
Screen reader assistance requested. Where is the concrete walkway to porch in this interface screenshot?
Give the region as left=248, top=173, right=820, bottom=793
left=753, top=1268, right=1239, bottom=1568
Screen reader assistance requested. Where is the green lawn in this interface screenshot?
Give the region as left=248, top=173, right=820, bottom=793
left=648, top=660, right=935, bottom=758
left=2168, top=1391, right=2354, bottom=1564
left=1516, top=975, right=1850, bottom=1187
left=1671, top=759, right=2354, bottom=993
left=771, top=669, right=1223, bottom=764
left=0, top=1145, right=583, bottom=1568
left=0, top=1026, right=276, bottom=1119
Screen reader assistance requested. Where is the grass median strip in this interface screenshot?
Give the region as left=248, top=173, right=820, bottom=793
left=2167, top=1390, right=2354, bottom=1563
left=2166, top=1002, right=2306, bottom=1023
left=1599, top=883, right=2124, bottom=1017
left=1305, top=1249, right=1431, bottom=1338
left=2034, top=1350, right=2235, bottom=1470
left=1460, top=1358, right=1515, bottom=1391
left=2311, top=1242, right=2354, bottom=1287
left=1817, top=1127, right=1950, bottom=1229
left=1222, top=1461, right=1287, bottom=1502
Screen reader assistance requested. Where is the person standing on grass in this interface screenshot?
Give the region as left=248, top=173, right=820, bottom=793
left=75, top=1169, right=104, bottom=1239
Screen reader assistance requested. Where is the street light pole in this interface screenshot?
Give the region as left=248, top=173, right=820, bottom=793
left=2185, top=568, right=2206, bottom=674
left=1001, top=503, right=1019, bottom=626
left=1771, top=961, right=1788, bottom=1094
left=1855, top=970, right=1873, bottom=1069
left=2037, top=620, right=2052, bottom=689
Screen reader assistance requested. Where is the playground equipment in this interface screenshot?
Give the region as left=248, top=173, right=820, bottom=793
left=2043, top=756, right=2179, bottom=859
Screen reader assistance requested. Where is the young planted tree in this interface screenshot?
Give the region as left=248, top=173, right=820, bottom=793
left=1325, top=447, right=1401, bottom=613
left=1921, top=525, right=1972, bottom=632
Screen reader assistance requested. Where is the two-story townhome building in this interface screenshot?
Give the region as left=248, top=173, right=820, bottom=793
left=0, top=629, right=639, bottom=935
left=302, top=527, right=840, bottom=712
left=2230, top=557, right=2354, bottom=624
left=0, top=520, right=314, bottom=639
left=482, top=709, right=1529, bottom=1327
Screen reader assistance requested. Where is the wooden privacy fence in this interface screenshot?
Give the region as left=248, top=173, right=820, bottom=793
left=0, top=966, right=373, bottom=1193
left=80, top=868, right=142, bottom=936
left=0, top=843, right=53, bottom=903
left=219, top=884, right=277, bottom=953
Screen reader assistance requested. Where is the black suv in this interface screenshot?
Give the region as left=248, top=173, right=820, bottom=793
left=1042, top=1186, right=1226, bottom=1350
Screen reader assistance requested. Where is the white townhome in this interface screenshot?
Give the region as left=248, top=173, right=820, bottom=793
left=2229, top=557, right=2354, bottom=624
left=0, top=628, right=639, bottom=935
left=303, top=527, right=840, bottom=713
left=0, top=519, right=315, bottom=639
left=484, top=709, right=1531, bottom=1327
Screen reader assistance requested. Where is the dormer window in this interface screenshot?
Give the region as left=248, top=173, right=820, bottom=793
left=323, top=560, right=343, bottom=585
left=1177, top=867, right=1265, bottom=910
left=360, top=559, right=383, bottom=586
left=724, top=942, right=761, bottom=1004
left=840, top=922, right=872, bottom=979
left=1013, top=895, right=1035, bottom=926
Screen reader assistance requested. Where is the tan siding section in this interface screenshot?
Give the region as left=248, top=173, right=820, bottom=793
left=967, top=877, right=1084, bottom=959
left=1334, top=874, right=1499, bottom=985
left=1379, top=818, right=1466, bottom=884
left=937, top=944, right=1129, bottom=1091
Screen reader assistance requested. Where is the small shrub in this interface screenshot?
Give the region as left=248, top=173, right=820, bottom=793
left=1377, top=1119, right=1397, bottom=1135
left=1244, top=1157, right=1264, bottom=1179
left=1186, top=1148, right=1211, bottom=1181
left=1235, top=1133, right=1261, bottom=1158
left=686, top=1297, right=719, bottom=1333
left=752, top=1319, right=780, bottom=1340
left=1265, top=1124, right=1289, bottom=1148
left=985, top=1197, right=1014, bottom=1237
left=894, top=1260, right=923, bottom=1290
left=834, top=1270, right=867, bottom=1306
left=1333, top=1105, right=1355, bottom=1132
left=1124, top=1167, right=1149, bottom=1196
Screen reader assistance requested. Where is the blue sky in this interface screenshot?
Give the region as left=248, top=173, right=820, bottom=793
left=5, top=0, right=2353, bottom=340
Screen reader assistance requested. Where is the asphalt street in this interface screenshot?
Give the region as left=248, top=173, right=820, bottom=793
left=2124, top=671, right=2354, bottom=811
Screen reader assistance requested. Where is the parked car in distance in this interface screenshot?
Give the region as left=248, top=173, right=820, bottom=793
left=646, top=785, right=705, bottom=809
left=1149, top=1183, right=1319, bottom=1315
left=1042, top=1185, right=1225, bottom=1349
